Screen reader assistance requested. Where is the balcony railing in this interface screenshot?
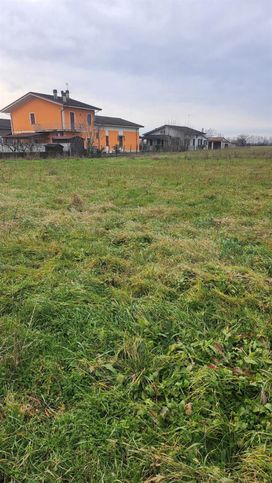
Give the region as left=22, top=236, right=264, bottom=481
left=33, top=123, right=92, bottom=133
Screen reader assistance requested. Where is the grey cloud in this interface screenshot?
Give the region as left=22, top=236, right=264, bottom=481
left=0, top=0, right=272, bottom=135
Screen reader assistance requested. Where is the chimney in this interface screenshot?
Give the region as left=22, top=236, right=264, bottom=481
left=61, top=90, right=67, bottom=103
left=65, top=89, right=70, bottom=100
left=53, top=89, right=58, bottom=100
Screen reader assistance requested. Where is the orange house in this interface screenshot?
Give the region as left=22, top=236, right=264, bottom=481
left=1, top=90, right=101, bottom=149
left=94, top=115, right=143, bottom=153
left=1, top=89, right=143, bottom=153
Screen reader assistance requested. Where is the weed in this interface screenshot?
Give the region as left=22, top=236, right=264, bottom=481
left=69, top=193, right=84, bottom=212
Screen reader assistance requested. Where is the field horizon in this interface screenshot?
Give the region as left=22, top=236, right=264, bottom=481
left=1, top=148, right=272, bottom=481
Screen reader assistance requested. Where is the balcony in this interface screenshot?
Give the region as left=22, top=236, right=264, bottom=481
left=33, top=123, right=92, bottom=133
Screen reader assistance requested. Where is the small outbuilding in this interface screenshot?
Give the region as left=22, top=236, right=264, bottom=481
left=208, top=137, right=232, bottom=150
left=45, top=143, right=64, bottom=155
left=52, top=135, right=85, bottom=155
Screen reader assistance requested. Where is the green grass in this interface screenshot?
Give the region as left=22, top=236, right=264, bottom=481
left=0, top=148, right=272, bottom=482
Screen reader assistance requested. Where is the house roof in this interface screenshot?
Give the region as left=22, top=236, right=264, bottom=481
left=142, top=134, right=174, bottom=140
left=1, top=92, right=102, bottom=113
left=95, top=115, right=143, bottom=128
left=144, top=124, right=206, bottom=137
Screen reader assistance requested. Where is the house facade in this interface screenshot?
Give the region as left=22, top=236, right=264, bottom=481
left=1, top=90, right=143, bottom=153
left=142, top=125, right=207, bottom=151
left=94, top=116, right=143, bottom=153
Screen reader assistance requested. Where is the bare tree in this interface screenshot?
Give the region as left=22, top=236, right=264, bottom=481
left=77, top=119, right=105, bottom=156
left=236, top=134, right=249, bottom=147
left=205, top=128, right=216, bottom=137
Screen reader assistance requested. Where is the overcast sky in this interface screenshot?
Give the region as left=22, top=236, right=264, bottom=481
left=0, top=0, right=271, bottom=136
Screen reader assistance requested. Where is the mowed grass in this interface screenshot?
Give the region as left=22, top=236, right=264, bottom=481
left=0, top=148, right=272, bottom=482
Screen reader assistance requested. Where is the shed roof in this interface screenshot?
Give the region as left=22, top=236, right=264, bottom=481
left=5, top=132, right=44, bottom=139
left=52, top=136, right=83, bottom=142
left=208, top=137, right=230, bottom=143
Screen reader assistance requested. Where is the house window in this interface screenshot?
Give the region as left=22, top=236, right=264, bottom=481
left=118, top=135, right=123, bottom=147
left=198, top=138, right=202, bottom=146
left=87, top=113, right=92, bottom=126
left=70, top=112, right=75, bottom=130
left=30, top=113, right=36, bottom=125
left=192, top=138, right=195, bottom=147
left=106, top=135, right=109, bottom=147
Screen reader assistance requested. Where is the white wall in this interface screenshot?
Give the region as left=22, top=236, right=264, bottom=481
left=189, top=135, right=208, bottom=151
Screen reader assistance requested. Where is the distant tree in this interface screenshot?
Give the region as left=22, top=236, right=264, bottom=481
left=234, top=135, right=272, bottom=147
left=236, top=134, right=249, bottom=147
left=206, top=128, right=216, bottom=137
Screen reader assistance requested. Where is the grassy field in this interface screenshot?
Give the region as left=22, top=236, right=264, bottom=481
left=0, top=148, right=272, bottom=482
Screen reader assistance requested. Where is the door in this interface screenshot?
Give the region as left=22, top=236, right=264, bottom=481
left=70, top=112, right=75, bottom=130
